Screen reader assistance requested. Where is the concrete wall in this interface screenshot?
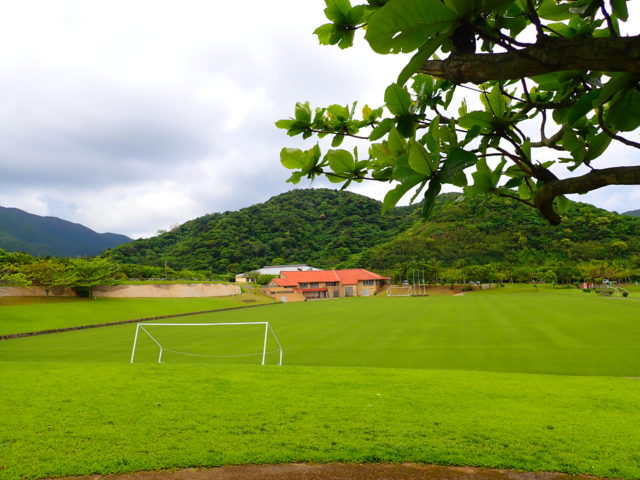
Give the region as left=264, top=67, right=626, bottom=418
left=0, top=283, right=241, bottom=298
left=94, top=283, right=241, bottom=298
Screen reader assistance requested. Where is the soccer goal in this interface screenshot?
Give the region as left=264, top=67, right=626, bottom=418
left=130, top=322, right=283, bottom=365
left=387, top=286, right=413, bottom=296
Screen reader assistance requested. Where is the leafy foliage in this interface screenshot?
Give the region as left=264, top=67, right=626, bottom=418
left=278, top=0, right=640, bottom=226
left=352, top=193, right=640, bottom=283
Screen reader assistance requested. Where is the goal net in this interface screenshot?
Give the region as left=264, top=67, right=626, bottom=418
left=387, top=286, right=413, bottom=297
left=130, top=322, right=283, bottom=365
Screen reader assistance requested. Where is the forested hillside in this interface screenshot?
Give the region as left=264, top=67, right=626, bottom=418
left=0, top=206, right=131, bottom=257
left=106, top=189, right=417, bottom=272
left=351, top=193, right=640, bottom=281
left=106, top=189, right=640, bottom=281
left=624, top=210, right=640, bottom=217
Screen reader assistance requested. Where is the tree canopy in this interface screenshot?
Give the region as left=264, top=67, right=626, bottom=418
left=277, top=0, right=640, bottom=225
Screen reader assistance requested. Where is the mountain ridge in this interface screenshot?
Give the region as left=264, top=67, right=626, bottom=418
left=0, top=206, right=131, bottom=257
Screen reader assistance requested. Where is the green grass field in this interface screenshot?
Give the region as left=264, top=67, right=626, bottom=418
left=2, top=287, right=640, bottom=479
left=0, top=292, right=273, bottom=336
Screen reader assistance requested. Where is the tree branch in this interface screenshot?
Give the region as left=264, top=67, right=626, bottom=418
left=534, top=166, right=640, bottom=225
left=419, top=35, right=640, bottom=84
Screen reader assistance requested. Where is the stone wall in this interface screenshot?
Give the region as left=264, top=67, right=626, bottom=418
left=0, top=283, right=241, bottom=298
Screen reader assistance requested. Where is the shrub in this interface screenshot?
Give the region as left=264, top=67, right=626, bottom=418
left=583, top=288, right=592, bottom=293
left=622, top=292, right=629, bottom=298
left=461, top=285, right=474, bottom=292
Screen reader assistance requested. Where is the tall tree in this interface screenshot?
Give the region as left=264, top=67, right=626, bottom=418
left=278, top=0, right=639, bottom=225
left=69, top=258, right=120, bottom=297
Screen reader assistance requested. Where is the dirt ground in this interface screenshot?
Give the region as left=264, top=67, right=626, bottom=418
left=53, top=463, right=616, bottom=480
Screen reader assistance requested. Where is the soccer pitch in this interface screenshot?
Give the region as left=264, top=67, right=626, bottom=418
left=2, top=288, right=640, bottom=376
left=2, top=288, right=640, bottom=480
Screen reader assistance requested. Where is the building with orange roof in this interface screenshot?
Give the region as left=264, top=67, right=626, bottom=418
left=266, top=268, right=389, bottom=302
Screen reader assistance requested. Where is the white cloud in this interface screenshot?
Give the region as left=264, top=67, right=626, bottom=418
left=0, top=0, right=638, bottom=238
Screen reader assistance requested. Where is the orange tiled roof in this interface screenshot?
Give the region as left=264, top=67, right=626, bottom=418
left=279, top=269, right=389, bottom=286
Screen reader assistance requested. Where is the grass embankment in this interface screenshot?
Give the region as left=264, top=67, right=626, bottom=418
left=0, top=293, right=274, bottom=336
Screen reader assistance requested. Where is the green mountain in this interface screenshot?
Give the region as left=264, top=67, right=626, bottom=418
left=107, top=189, right=640, bottom=276
left=355, top=193, right=640, bottom=270
left=106, top=189, right=418, bottom=272
left=0, top=206, right=131, bottom=257
left=624, top=209, right=640, bottom=217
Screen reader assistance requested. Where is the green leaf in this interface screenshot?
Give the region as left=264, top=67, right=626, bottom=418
left=280, top=148, right=308, bottom=169
left=370, top=118, right=395, bottom=140
left=408, top=139, right=433, bottom=175
left=439, top=147, right=476, bottom=184
left=331, top=134, right=345, bottom=147
left=365, top=0, right=458, bottom=54
left=518, top=181, right=532, bottom=200
left=610, top=0, right=628, bottom=21
left=458, top=111, right=494, bottom=131
left=327, top=104, right=350, bottom=121
left=275, top=119, right=296, bottom=130
left=606, top=88, right=640, bottom=131
left=382, top=179, right=419, bottom=212
left=585, top=132, right=612, bottom=162
left=397, top=37, right=442, bottom=86
left=294, top=102, right=312, bottom=124
left=323, top=0, right=352, bottom=22
left=326, top=149, right=355, bottom=173
left=387, top=127, right=406, bottom=156
left=469, top=157, right=496, bottom=193
left=595, top=73, right=633, bottom=107
left=538, top=0, right=572, bottom=20
left=566, top=90, right=599, bottom=126
left=555, top=195, right=570, bottom=215
left=421, top=180, right=442, bottom=218
left=396, top=115, right=418, bottom=138
left=314, top=23, right=342, bottom=45
left=487, top=86, right=506, bottom=118
left=384, top=84, right=412, bottom=116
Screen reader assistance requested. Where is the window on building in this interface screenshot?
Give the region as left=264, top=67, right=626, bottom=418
left=309, top=282, right=319, bottom=288
left=326, top=281, right=338, bottom=286
left=299, top=282, right=309, bottom=288
left=363, top=280, right=375, bottom=286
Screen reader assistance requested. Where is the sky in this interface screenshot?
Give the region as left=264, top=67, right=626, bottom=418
left=0, top=1, right=638, bottom=239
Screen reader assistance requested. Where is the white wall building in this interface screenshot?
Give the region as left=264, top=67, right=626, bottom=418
left=235, top=264, right=320, bottom=283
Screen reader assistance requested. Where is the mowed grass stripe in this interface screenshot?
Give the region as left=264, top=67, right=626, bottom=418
left=1, top=289, right=639, bottom=375
left=1, top=362, right=640, bottom=480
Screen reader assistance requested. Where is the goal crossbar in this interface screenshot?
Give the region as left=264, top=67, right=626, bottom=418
left=130, top=322, right=283, bottom=365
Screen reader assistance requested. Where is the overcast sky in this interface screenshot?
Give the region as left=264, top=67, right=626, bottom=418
left=0, top=1, right=638, bottom=239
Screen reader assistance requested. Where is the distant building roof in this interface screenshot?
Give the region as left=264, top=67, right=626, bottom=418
left=278, top=269, right=389, bottom=286
left=237, top=264, right=320, bottom=278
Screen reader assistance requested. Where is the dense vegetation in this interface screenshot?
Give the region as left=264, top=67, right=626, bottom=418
left=0, top=206, right=130, bottom=257
left=106, top=189, right=417, bottom=272
left=624, top=209, right=640, bottom=217
left=352, top=193, right=640, bottom=283
left=106, top=188, right=640, bottom=283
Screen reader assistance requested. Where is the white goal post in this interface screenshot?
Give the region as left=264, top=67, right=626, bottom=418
left=130, top=322, right=283, bottom=365
left=387, top=286, right=413, bottom=297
